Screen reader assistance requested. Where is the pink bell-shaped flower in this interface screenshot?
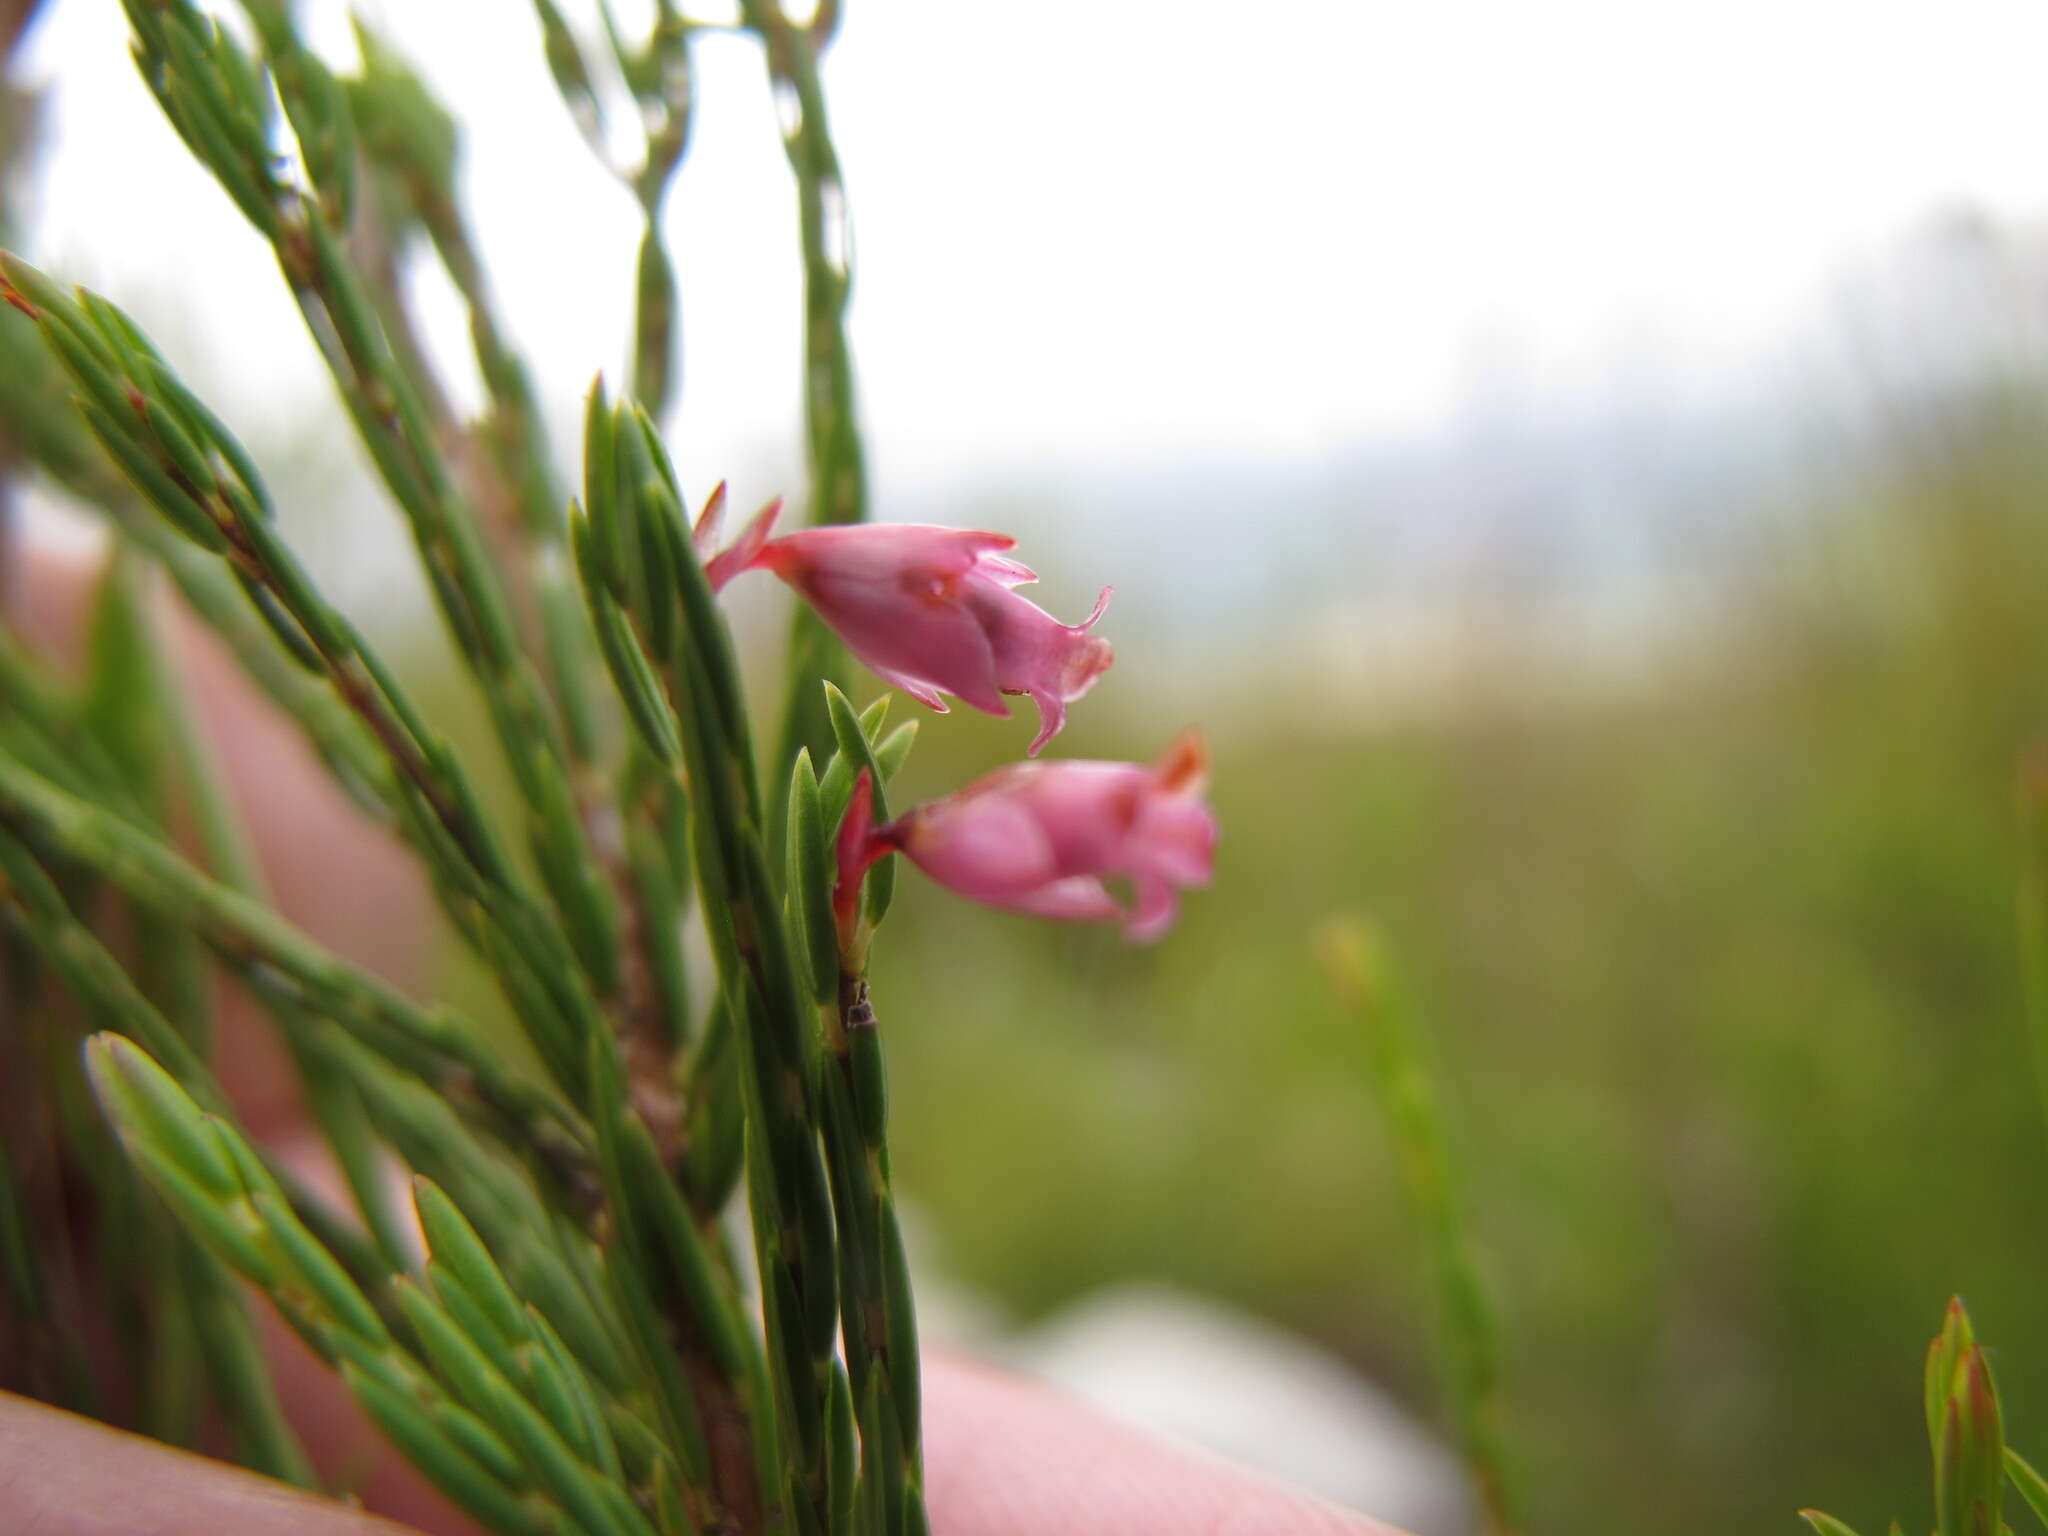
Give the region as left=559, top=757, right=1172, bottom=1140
left=838, top=732, right=1218, bottom=942
left=697, top=492, right=1112, bottom=756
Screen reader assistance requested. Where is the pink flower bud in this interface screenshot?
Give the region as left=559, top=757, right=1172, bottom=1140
left=842, top=732, right=1217, bottom=942
left=699, top=500, right=1112, bottom=756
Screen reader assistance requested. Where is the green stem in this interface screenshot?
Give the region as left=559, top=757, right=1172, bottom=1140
left=1319, top=918, right=1520, bottom=1536
left=739, top=2, right=864, bottom=794
left=820, top=974, right=924, bottom=1536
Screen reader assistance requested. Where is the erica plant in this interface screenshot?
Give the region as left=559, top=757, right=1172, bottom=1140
left=0, top=5, right=1213, bottom=1536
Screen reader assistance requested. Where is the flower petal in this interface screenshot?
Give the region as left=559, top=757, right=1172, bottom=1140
left=966, top=583, right=1115, bottom=755
left=1132, top=794, right=1219, bottom=887
left=703, top=499, right=782, bottom=594
left=1075, top=585, right=1113, bottom=632
left=975, top=552, right=1039, bottom=588
left=757, top=528, right=1013, bottom=713
left=1005, top=875, right=1125, bottom=924
left=690, top=481, right=729, bottom=558
left=1124, top=875, right=1181, bottom=943
left=1024, top=690, right=1067, bottom=758
left=898, top=793, right=1058, bottom=900
left=871, top=665, right=970, bottom=716
left=759, top=524, right=1016, bottom=585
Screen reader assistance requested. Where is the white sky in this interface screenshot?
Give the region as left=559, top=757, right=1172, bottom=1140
left=15, top=0, right=2048, bottom=495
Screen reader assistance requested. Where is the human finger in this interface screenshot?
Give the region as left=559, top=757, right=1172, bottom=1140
left=0, top=1389, right=423, bottom=1536
left=922, top=1351, right=1400, bottom=1536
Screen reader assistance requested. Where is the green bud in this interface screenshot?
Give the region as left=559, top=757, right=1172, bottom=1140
left=681, top=1031, right=746, bottom=1214
left=632, top=466, right=682, bottom=666
left=232, top=570, right=328, bottom=673
left=1935, top=1342, right=2003, bottom=1536
left=659, top=482, right=751, bottom=756
left=84, top=1035, right=237, bottom=1199
left=574, top=507, right=684, bottom=764
left=190, top=16, right=274, bottom=146
left=430, top=1399, right=526, bottom=1485
left=290, top=51, right=360, bottom=219
left=504, top=1238, right=631, bottom=1394
left=527, top=771, right=621, bottom=996
left=873, top=720, right=918, bottom=784
left=428, top=1263, right=520, bottom=1365
left=415, top=1178, right=529, bottom=1347
left=1929, top=1296, right=1975, bottom=1455
left=481, top=1362, right=647, bottom=1536
left=766, top=1261, right=823, bottom=1460
left=531, top=0, right=606, bottom=147
left=631, top=228, right=676, bottom=415
left=208, top=1120, right=287, bottom=1206
left=823, top=682, right=894, bottom=926
left=580, top=380, right=622, bottom=584
left=38, top=315, right=137, bottom=439
left=622, top=1119, right=746, bottom=1380
left=341, top=1361, right=550, bottom=1536
left=626, top=402, right=680, bottom=499
left=598, top=588, right=683, bottom=763
left=857, top=692, right=890, bottom=741
left=606, top=404, right=662, bottom=613
left=0, top=250, right=68, bottom=314
left=77, top=400, right=226, bottom=551
left=515, top=1328, right=597, bottom=1466
left=393, top=1276, right=514, bottom=1422
left=527, top=1306, right=623, bottom=1481
left=302, top=217, right=383, bottom=377
left=787, top=749, right=839, bottom=1006
left=137, top=394, right=217, bottom=495
left=849, top=1025, right=887, bottom=1145
left=76, top=291, right=171, bottom=385
left=126, top=1142, right=277, bottom=1288
left=170, top=382, right=276, bottom=518
left=248, top=1190, right=388, bottom=1347
left=826, top=1359, right=858, bottom=1536
left=879, top=1203, right=921, bottom=1442
left=860, top=1365, right=907, bottom=1536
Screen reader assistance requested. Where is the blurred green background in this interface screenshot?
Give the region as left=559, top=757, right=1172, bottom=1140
left=862, top=377, right=2048, bottom=1535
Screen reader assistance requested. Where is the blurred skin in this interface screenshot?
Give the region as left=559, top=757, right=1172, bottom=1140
left=0, top=531, right=1389, bottom=1536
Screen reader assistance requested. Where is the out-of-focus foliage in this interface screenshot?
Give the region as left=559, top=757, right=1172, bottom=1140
left=872, top=372, right=2048, bottom=1536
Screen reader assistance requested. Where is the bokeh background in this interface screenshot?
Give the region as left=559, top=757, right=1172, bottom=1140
left=14, top=2, right=2048, bottom=1532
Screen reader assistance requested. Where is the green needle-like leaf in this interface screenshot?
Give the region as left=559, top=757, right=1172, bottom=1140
left=2009, top=1449, right=2048, bottom=1530
left=1320, top=917, right=1518, bottom=1535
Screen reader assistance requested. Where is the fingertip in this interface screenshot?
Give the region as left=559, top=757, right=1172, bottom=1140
left=922, top=1351, right=1402, bottom=1536
left=0, top=1390, right=425, bottom=1536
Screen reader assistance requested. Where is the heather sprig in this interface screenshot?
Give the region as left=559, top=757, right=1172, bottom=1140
left=0, top=0, right=982, bottom=1527
left=0, top=5, right=1217, bottom=1534
left=2, top=4, right=901, bottom=1531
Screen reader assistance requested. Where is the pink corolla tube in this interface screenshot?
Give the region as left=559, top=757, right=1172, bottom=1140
left=696, top=492, right=1112, bottom=756
left=838, top=731, right=1218, bottom=943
